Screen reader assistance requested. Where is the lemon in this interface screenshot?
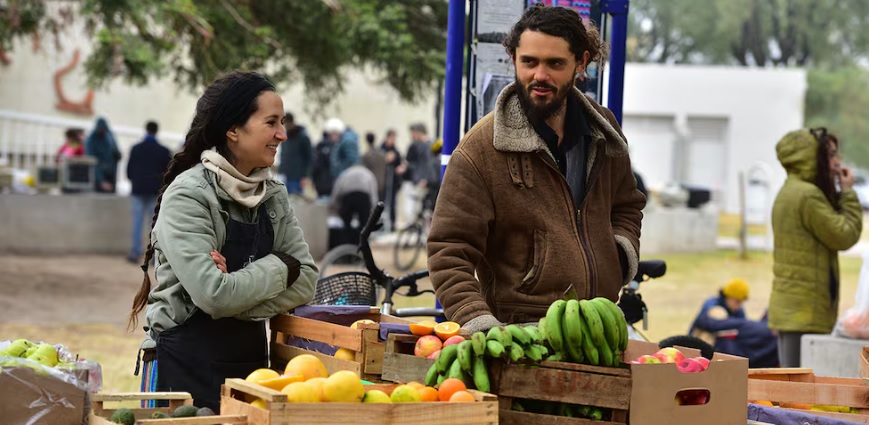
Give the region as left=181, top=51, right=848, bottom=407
left=323, top=370, right=365, bottom=402
left=334, top=348, right=356, bottom=361
left=250, top=399, right=267, bottom=409
left=363, top=390, right=392, bottom=403
left=245, top=368, right=280, bottom=383
left=351, top=319, right=376, bottom=329
left=390, top=385, right=421, bottom=403
left=284, top=354, right=328, bottom=381
left=282, top=381, right=319, bottom=403
left=306, top=377, right=328, bottom=401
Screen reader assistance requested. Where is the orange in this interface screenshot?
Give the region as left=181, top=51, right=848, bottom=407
left=409, top=320, right=437, bottom=336
left=437, top=378, right=467, bottom=402
left=434, top=321, right=461, bottom=340
left=284, top=354, right=328, bottom=381
left=418, top=386, right=439, bottom=402
left=751, top=400, right=774, bottom=407
left=405, top=381, right=425, bottom=390
left=449, top=390, right=475, bottom=402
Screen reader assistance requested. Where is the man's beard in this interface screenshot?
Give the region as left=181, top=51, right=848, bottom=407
left=515, top=75, right=572, bottom=125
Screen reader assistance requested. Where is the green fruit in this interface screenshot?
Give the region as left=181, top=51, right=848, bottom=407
left=27, top=343, right=58, bottom=367
left=508, top=345, right=525, bottom=362
left=544, top=300, right=567, bottom=354
left=424, top=362, right=439, bottom=387
left=196, top=407, right=216, bottom=416
left=5, top=339, right=34, bottom=358
left=437, top=372, right=447, bottom=386
left=485, top=340, right=506, bottom=358
left=486, top=327, right=512, bottom=348
left=592, top=298, right=620, bottom=351
left=172, top=405, right=199, bottom=418
left=562, top=300, right=585, bottom=363
left=472, top=355, right=490, bottom=393
left=579, top=300, right=605, bottom=349
left=110, top=408, right=135, bottom=425
left=447, top=358, right=464, bottom=380
left=471, top=332, right=487, bottom=357
left=523, top=325, right=542, bottom=344
left=435, top=344, right=459, bottom=374
left=505, top=324, right=532, bottom=347
left=457, top=340, right=473, bottom=372
left=151, top=412, right=171, bottom=419
left=545, top=352, right=564, bottom=362
left=579, top=314, right=600, bottom=365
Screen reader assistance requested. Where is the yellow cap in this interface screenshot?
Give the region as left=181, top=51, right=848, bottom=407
left=431, top=138, right=443, bottom=153
left=722, top=278, right=749, bottom=300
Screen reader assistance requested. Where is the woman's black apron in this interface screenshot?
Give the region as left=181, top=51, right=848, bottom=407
left=156, top=204, right=274, bottom=411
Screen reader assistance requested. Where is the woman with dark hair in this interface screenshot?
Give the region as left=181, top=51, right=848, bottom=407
left=128, top=71, right=318, bottom=410
left=770, top=127, right=862, bottom=367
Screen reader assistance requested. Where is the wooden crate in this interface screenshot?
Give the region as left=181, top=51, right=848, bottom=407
left=269, top=308, right=411, bottom=381
left=381, top=333, right=437, bottom=384
left=748, top=368, right=869, bottom=423
left=88, top=392, right=247, bottom=424
left=489, top=359, right=631, bottom=425
left=220, top=378, right=498, bottom=425
left=860, top=346, right=869, bottom=380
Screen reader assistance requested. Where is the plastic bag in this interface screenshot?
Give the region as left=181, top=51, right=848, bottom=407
left=834, top=252, right=869, bottom=339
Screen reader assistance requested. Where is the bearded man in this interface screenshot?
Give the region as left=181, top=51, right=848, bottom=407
left=427, top=4, right=645, bottom=334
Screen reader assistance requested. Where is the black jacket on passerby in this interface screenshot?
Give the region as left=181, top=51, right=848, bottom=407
left=311, top=138, right=334, bottom=197
left=127, top=134, right=172, bottom=196
left=278, top=126, right=312, bottom=181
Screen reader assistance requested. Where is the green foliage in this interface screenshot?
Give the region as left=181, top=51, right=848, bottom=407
left=3, top=0, right=447, bottom=107
left=805, top=68, right=869, bottom=170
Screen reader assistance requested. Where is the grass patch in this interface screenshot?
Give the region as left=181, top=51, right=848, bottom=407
left=718, top=213, right=769, bottom=239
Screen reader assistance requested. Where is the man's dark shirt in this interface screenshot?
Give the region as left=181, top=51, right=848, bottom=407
left=530, top=93, right=593, bottom=210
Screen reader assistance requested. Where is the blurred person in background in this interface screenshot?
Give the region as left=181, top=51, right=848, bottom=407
left=126, top=121, right=172, bottom=263
left=56, top=127, right=85, bottom=162
left=326, top=117, right=360, bottom=182
left=85, top=116, right=121, bottom=193
left=129, top=71, right=317, bottom=411
left=361, top=131, right=387, bottom=201
left=278, top=112, right=312, bottom=196
left=770, top=127, right=863, bottom=367
left=329, top=165, right=379, bottom=246
left=380, top=129, right=406, bottom=231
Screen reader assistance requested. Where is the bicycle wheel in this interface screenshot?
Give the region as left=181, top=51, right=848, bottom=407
left=318, top=244, right=366, bottom=279
left=393, top=224, right=424, bottom=272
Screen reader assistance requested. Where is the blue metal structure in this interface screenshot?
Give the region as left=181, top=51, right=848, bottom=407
left=601, top=0, right=630, bottom=125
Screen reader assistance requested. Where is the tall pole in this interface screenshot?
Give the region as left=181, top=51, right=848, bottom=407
left=442, top=0, right=465, bottom=177
left=602, top=0, right=629, bottom=125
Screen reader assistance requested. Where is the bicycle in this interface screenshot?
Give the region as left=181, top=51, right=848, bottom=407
left=313, top=201, right=444, bottom=319
left=392, top=189, right=433, bottom=272
left=619, top=260, right=716, bottom=359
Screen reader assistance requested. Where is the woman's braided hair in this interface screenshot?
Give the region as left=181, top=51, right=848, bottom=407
left=128, top=70, right=276, bottom=331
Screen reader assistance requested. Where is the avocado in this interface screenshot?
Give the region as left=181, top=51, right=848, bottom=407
left=171, top=405, right=200, bottom=418
left=196, top=406, right=216, bottom=416
left=151, top=411, right=171, bottom=419
left=110, top=408, right=135, bottom=425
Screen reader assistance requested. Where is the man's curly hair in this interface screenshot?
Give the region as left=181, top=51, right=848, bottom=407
left=504, top=4, right=608, bottom=68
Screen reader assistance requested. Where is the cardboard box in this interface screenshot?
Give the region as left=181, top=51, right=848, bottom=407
left=0, top=366, right=88, bottom=425
left=220, top=378, right=498, bottom=425
left=381, top=333, right=436, bottom=384
left=624, top=340, right=748, bottom=425
left=269, top=307, right=412, bottom=381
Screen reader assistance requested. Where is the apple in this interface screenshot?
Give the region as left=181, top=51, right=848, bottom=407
left=426, top=349, right=441, bottom=360
left=676, top=358, right=705, bottom=373
left=634, top=354, right=661, bottom=364
left=3, top=339, right=34, bottom=357
left=442, top=336, right=464, bottom=346
left=26, top=343, right=58, bottom=367
left=414, top=335, right=443, bottom=358
left=693, top=357, right=710, bottom=370
left=654, top=347, right=685, bottom=364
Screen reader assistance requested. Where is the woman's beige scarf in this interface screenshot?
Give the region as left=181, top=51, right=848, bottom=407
left=201, top=150, right=271, bottom=208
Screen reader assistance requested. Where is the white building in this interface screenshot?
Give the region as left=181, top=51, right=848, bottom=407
left=621, top=63, right=807, bottom=215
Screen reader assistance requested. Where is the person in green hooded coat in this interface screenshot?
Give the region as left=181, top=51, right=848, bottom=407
left=770, top=127, right=863, bottom=367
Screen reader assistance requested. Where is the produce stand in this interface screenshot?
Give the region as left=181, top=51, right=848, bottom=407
left=381, top=333, right=437, bottom=384
left=748, top=368, right=869, bottom=423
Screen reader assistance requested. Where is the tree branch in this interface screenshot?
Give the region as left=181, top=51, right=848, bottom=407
left=217, top=0, right=281, bottom=50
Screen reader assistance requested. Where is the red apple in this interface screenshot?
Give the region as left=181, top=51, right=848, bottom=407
left=635, top=354, right=662, bottom=364
left=655, top=347, right=685, bottom=364
left=414, top=335, right=443, bottom=358
left=426, top=349, right=441, bottom=360
left=442, top=336, right=465, bottom=346
left=676, top=358, right=705, bottom=373
left=693, top=357, right=710, bottom=370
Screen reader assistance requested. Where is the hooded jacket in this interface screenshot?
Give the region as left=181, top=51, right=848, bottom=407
left=769, top=129, right=862, bottom=333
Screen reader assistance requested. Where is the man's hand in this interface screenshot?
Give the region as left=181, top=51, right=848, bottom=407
left=460, top=314, right=504, bottom=336
left=211, top=250, right=227, bottom=273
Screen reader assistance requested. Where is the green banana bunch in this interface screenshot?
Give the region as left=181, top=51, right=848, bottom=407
left=436, top=344, right=459, bottom=374
left=562, top=300, right=585, bottom=363
left=471, top=332, right=487, bottom=357
left=579, top=300, right=605, bottom=349
left=424, top=362, right=439, bottom=387
left=591, top=298, right=619, bottom=352
left=472, top=355, right=490, bottom=392
left=545, top=352, right=564, bottom=362
left=544, top=300, right=567, bottom=354
left=523, top=325, right=543, bottom=344
left=597, top=297, right=629, bottom=351
left=457, top=340, right=474, bottom=372
left=538, top=318, right=550, bottom=348
left=525, top=344, right=548, bottom=363
left=578, top=311, right=600, bottom=365
left=486, top=326, right=512, bottom=348
left=447, top=358, right=464, bottom=380
left=485, top=340, right=506, bottom=358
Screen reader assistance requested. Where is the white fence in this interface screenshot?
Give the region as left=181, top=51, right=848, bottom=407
left=0, top=109, right=185, bottom=194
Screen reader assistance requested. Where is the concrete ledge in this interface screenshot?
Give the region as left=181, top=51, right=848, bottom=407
left=640, top=206, right=719, bottom=254
left=0, top=193, right=329, bottom=260
left=801, top=333, right=868, bottom=378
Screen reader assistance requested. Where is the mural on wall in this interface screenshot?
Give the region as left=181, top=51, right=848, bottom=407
left=53, top=49, right=94, bottom=116
left=0, top=47, right=9, bottom=65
